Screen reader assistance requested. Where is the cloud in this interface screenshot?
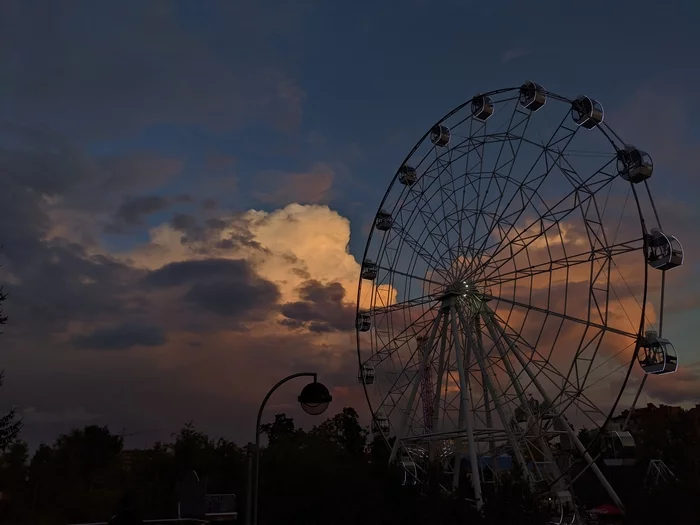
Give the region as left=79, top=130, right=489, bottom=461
left=0, top=196, right=367, bottom=446
left=171, top=213, right=199, bottom=232
left=71, top=323, right=167, bottom=351
left=106, top=194, right=194, bottom=233
left=0, top=123, right=187, bottom=252
left=280, top=280, right=356, bottom=332
left=115, top=196, right=172, bottom=226
left=254, top=163, right=335, bottom=206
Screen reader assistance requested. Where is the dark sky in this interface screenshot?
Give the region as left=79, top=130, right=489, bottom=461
left=0, top=0, right=699, bottom=450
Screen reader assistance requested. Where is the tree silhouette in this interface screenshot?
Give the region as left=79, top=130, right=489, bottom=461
left=0, top=405, right=698, bottom=524
left=0, top=287, right=22, bottom=451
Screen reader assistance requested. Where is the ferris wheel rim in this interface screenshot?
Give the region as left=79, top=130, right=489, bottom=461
left=355, top=85, right=656, bottom=443
left=351, top=85, right=687, bottom=513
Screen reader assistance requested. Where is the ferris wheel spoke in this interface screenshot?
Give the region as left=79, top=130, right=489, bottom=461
left=435, top=148, right=464, bottom=268
left=376, top=264, right=444, bottom=289
left=404, top=136, right=488, bottom=271
left=412, top=186, right=455, bottom=269
left=462, top=105, right=533, bottom=274
left=464, top=110, right=578, bottom=278
left=389, top=222, right=452, bottom=279
left=368, top=291, right=439, bottom=315
left=460, top=309, right=536, bottom=478
left=485, top=307, right=600, bottom=404
left=478, top=239, right=643, bottom=287
left=487, top=305, right=601, bottom=422
left=389, top=309, right=444, bottom=462
left=452, top=128, right=501, bottom=276
left=369, top=303, right=442, bottom=371
left=481, top=305, right=627, bottom=509
left=483, top=288, right=636, bottom=339
left=455, top=119, right=484, bottom=267
left=483, top=159, right=618, bottom=282
left=477, top=310, right=565, bottom=482
left=476, top=161, right=617, bottom=284
left=428, top=309, right=450, bottom=460
left=449, top=302, right=484, bottom=504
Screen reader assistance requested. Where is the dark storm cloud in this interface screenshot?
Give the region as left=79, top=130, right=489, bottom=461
left=143, top=258, right=280, bottom=320
left=201, top=199, right=219, bottom=211
left=280, top=280, right=354, bottom=332
left=0, top=122, right=184, bottom=221
left=111, top=195, right=171, bottom=229
left=71, top=323, right=167, bottom=351
left=94, top=154, right=183, bottom=200
left=205, top=218, right=227, bottom=230
left=185, top=281, right=279, bottom=318
left=111, top=194, right=192, bottom=232
left=3, top=242, right=144, bottom=337
left=299, top=280, right=344, bottom=304
left=0, top=1, right=305, bottom=140
left=171, top=213, right=198, bottom=231
left=0, top=123, right=187, bottom=337
left=143, top=259, right=252, bottom=288
left=170, top=214, right=266, bottom=254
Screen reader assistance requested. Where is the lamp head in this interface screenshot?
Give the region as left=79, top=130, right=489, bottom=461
left=298, top=380, right=332, bottom=416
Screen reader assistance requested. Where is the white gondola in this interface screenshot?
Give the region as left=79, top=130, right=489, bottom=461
left=638, top=330, right=678, bottom=375
left=602, top=430, right=636, bottom=467
left=571, top=95, right=604, bottom=129
left=375, top=209, right=394, bottom=231
left=646, top=229, right=684, bottom=271
left=519, top=81, right=547, bottom=111
left=471, top=94, right=494, bottom=121
left=356, top=312, right=371, bottom=332
left=617, top=145, right=653, bottom=183
left=430, top=124, right=450, bottom=147
left=400, top=457, right=418, bottom=486
left=358, top=364, right=375, bottom=385
left=361, top=260, right=378, bottom=280
left=371, top=411, right=390, bottom=434
left=398, top=165, right=418, bottom=186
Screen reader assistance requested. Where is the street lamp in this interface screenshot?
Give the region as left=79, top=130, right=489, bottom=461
left=246, top=372, right=332, bottom=525
left=298, top=380, right=332, bottom=415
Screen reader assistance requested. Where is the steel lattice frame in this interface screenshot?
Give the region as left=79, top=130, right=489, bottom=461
left=355, top=86, right=674, bottom=512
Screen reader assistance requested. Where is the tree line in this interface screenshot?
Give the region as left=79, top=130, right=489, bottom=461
left=0, top=404, right=699, bottom=524
left=0, top=407, right=550, bottom=525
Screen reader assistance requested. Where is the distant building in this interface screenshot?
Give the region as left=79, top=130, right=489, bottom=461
left=609, top=403, right=685, bottom=433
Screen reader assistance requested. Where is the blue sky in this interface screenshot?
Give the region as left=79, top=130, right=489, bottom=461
left=0, top=0, right=698, bottom=448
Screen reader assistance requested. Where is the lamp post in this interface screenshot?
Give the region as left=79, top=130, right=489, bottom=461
left=247, top=372, right=332, bottom=525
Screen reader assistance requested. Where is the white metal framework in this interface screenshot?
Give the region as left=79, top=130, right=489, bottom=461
left=355, top=83, right=683, bottom=516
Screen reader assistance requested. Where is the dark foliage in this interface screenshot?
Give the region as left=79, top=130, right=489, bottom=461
left=1, top=288, right=23, bottom=452
left=0, top=404, right=698, bottom=524
left=480, top=466, right=549, bottom=525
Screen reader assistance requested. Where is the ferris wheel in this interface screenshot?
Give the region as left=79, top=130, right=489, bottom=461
left=355, top=83, right=684, bottom=515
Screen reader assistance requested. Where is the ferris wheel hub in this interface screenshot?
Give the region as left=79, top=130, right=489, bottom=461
left=438, top=280, right=490, bottom=315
